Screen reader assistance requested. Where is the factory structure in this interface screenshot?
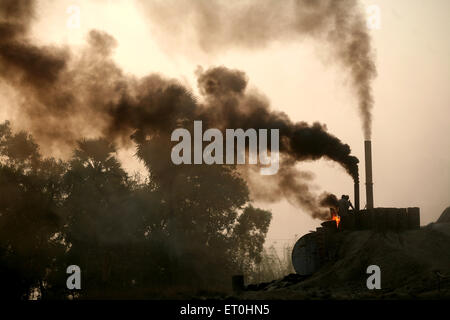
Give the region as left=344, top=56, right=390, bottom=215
left=291, top=140, right=421, bottom=276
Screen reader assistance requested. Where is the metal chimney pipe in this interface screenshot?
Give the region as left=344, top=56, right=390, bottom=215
left=354, top=181, right=360, bottom=211
left=364, top=140, right=374, bottom=209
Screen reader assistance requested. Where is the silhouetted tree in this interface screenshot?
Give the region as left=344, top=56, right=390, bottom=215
left=135, top=135, right=271, bottom=292
left=0, top=121, right=66, bottom=299
left=0, top=121, right=272, bottom=299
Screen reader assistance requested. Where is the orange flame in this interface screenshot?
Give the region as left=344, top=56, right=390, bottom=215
left=332, top=213, right=340, bottom=228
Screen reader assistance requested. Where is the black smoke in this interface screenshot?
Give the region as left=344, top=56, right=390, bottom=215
left=0, top=0, right=359, bottom=220
left=139, top=0, right=376, bottom=139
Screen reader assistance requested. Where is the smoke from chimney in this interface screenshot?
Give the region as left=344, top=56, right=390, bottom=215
left=0, top=0, right=361, bottom=220
left=139, top=0, right=377, bottom=139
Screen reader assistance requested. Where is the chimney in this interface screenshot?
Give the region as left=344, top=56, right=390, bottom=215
left=364, top=140, right=374, bottom=209
left=354, top=181, right=360, bottom=211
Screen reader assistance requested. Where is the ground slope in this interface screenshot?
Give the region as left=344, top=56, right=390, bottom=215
left=242, top=222, right=450, bottom=299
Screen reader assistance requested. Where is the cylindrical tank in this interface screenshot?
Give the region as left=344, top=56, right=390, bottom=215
left=291, top=233, right=320, bottom=276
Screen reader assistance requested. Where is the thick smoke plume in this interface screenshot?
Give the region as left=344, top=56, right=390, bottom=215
left=139, top=0, right=376, bottom=139
left=0, top=0, right=359, bottom=220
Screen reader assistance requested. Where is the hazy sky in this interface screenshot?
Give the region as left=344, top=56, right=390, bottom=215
left=1, top=0, right=449, bottom=248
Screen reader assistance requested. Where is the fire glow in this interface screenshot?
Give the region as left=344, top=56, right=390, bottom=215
left=332, top=213, right=341, bottom=228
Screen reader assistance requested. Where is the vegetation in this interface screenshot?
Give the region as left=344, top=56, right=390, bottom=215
left=0, top=121, right=272, bottom=299
left=247, top=242, right=295, bottom=285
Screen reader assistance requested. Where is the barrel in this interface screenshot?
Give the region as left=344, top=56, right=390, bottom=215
left=232, top=275, right=245, bottom=293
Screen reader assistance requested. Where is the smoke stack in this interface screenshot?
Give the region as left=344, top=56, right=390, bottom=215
left=354, top=181, right=360, bottom=211
left=364, top=140, right=374, bottom=209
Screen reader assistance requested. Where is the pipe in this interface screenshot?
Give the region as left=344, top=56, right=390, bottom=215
left=354, top=181, right=360, bottom=211
left=364, top=140, right=374, bottom=209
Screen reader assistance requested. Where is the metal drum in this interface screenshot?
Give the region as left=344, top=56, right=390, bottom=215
left=291, top=233, right=320, bottom=276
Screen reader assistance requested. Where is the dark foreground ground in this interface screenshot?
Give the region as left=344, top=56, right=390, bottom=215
left=235, top=221, right=450, bottom=300
left=49, top=213, right=450, bottom=300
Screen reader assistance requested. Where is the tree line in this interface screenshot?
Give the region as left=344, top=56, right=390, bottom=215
left=0, top=121, right=272, bottom=299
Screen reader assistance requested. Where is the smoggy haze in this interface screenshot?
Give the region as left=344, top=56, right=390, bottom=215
left=0, top=0, right=448, bottom=246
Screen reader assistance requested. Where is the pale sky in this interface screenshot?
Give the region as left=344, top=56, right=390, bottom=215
left=1, top=0, right=449, bottom=249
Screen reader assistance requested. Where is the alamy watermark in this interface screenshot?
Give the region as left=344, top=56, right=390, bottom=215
left=66, top=265, right=81, bottom=290
left=366, top=4, right=381, bottom=30
left=366, top=264, right=381, bottom=289
left=171, top=121, right=279, bottom=175
left=66, top=5, right=81, bottom=29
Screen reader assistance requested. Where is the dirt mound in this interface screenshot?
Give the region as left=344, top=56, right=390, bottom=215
left=242, top=224, right=450, bottom=299
left=437, top=207, right=450, bottom=223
